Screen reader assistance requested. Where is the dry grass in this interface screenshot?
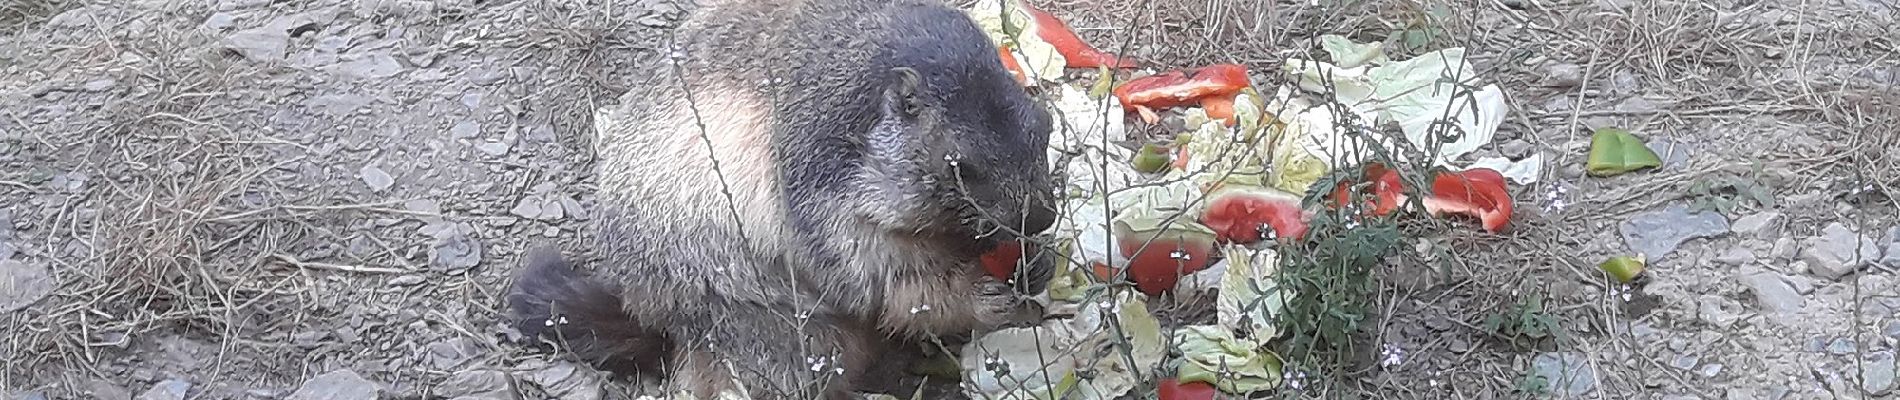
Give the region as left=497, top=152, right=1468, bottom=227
left=1, top=2, right=307, bottom=390
left=0, top=0, right=79, bottom=32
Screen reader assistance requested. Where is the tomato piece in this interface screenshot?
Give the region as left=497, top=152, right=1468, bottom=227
left=1019, top=0, right=1141, bottom=69
left=1201, top=185, right=1311, bottom=244
left=1112, top=64, right=1252, bottom=124
left=1328, top=163, right=1514, bottom=233
left=978, top=240, right=1030, bottom=281
left=1157, top=378, right=1219, bottom=400
left=1112, top=224, right=1218, bottom=296
left=1328, top=162, right=1404, bottom=216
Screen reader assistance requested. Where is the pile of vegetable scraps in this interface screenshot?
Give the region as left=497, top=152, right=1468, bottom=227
left=953, top=1, right=1526, bottom=399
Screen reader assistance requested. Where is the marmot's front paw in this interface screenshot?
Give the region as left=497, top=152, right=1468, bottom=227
left=1005, top=241, right=1057, bottom=296
left=974, top=276, right=1043, bottom=328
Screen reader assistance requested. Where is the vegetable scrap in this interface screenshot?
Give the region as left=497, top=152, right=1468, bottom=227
left=997, top=44, right=1029, bottom=86
left=1112, top=64, right=1253, bottom=124
left=1174, top=325, right=1284, bottom=393
left=1598, top=255, right=1647, bottom=284
left=1200, top=185, right=1311, bottom=245
left=1330, top=163, right=1517, bottom=234
left=957, top=20, right=1531, bottom=400
left=978, top=240, right=1036, bottom=282
left=1586, top=127, right=1663, bottom=177
left=1017, top=0, right=1141, bottom=69
left=1157, top=379, right=1220, bottom=400
left=968, top=0, right=1136, bottom=87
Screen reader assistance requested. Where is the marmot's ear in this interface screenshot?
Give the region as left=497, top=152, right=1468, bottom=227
left=882, top=67, right=923, bottom=118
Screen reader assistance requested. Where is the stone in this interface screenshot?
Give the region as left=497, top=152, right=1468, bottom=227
left=1646, top=136, right=1694, bottom=170
left=476, top=141, right=510, bottom=156
left=223, top=27, right=290, bottom=62
left=1739, top=273, right=1803, bottom=314
left=430, top=234, right=482, bottom=271
left=136, top=380, right=190, bottom=400
left=359, top=165, right=395, bottom=193
left=509, top=198, right=544, bottom=220
left=1802, top=222, right=1881, bottom=280
left=403, top=199, right=441, bottom=214
left=1729, top=211, right=1782, bottom=239
left=287, top=369, right=379, bottom=400
left=84, top=378, right=132, bottom=400
left=1540, top=63, right=1584, bottom=87
left=1531, top=352, right=1597, bottom=397
left=1882, top=226, right=1900, bottom=267
left=1826, top=338, right=1856, bottom=355
left=387, top=275, right=424, bottom=286
left=450, top=121, right=480, bottom=139
left=1669, top=354, right=1700, bottom=370
left=1620, top=202, right=1730, bottom=260
left=332, top=53, right=405, bottom=80
left=434, top=370, right=512, bottom=399
left=1770, top=237, right=1799, bottom=261
left=81, top=79, right=116, bottom=92
left=0, top=260, right=54, bottom=313
left=1499, top=139, right=1534, bottom=159
left=1866, top=351, right=1896, bottom=395
left=424, top=338, right=482, bottom=370
left=515, top=361, right=602, bottom=400
left=1696, top=296, right=1742, bottom=328
left=1714, top=246, right=1756, bottom=266
left=1698, top=363, right=1722, bottom=378
left=203, top=12, right=237, bottom=31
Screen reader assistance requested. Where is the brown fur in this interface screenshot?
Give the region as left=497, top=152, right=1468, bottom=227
left=507, top=0, right=1059, bottom=398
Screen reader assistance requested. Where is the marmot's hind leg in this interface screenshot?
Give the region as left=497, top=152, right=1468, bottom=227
left=506, top=246, right=673, bottom=378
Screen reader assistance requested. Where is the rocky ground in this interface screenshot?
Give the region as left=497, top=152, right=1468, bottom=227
left=1, top=0, right=1897, bottom=399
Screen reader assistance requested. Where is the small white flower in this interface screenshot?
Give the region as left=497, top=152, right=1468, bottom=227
left=909, top=304, right=933, bottom=314
left=1378, top=343, right=1405, bottom=367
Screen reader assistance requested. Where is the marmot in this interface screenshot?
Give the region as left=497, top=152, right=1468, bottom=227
left=505, top=0, right=1060, bottom=398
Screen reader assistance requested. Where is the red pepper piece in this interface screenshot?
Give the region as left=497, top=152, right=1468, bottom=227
left=1421, top=168, right=1514, bottom=233
left=996, top=44, right=1029, bottom=87
left=1198, top=94, right=1238, bottom=126
left=1018, top=0, right=1141, bottom=69
left=1112, top=64, right=1252, bottom=124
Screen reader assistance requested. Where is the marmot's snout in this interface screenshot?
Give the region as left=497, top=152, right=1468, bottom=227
left=1018, top=191, right=1057, bottom=236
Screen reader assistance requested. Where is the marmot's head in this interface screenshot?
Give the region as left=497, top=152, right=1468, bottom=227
left=855, top=5, right=1057, bottom=254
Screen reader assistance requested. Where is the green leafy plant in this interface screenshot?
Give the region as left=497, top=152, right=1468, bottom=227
left=1686, top=170, right=1775, bottom=214
left=1480, top=292, right=1564, bottom=348
left=1386, top=2, right=1451, bottom=54
left=1513, top=369, right=1550, bottom=395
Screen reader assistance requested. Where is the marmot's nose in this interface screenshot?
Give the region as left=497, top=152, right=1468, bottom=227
left=1019, top=194, right=1057, bottom=236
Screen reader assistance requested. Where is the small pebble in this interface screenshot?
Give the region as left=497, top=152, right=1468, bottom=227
left=387, top=275, right=425, bottom=286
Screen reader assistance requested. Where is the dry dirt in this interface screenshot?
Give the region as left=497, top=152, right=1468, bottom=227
left=2, top=0, right=1897, bottom=399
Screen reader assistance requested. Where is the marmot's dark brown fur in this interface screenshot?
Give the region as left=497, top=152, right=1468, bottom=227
left=506, top=0, right=1059, bottom=398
